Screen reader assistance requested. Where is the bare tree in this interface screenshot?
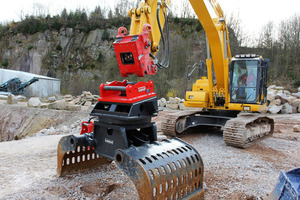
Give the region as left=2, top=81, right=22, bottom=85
left=258, top=21, right=274, bottom=49
left=226, top=12, right=245, bottom=47
left=114, top=0, right=136, bottom=18
left=181, top=0, right=193, bottom=18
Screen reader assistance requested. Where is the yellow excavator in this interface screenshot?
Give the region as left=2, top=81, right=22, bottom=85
left=57, top=0, right=274, bottom=199
left=161, top=0, right=274, bottom=148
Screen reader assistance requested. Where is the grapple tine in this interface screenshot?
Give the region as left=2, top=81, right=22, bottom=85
left=57, top=135, right=111, bottom=177
left=115, top=138, right=205, bottom=200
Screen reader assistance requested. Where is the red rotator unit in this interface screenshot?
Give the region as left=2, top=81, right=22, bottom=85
left=113, top=24, right=158, bottom=77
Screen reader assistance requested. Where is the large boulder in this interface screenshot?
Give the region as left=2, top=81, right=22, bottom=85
left=166, top=103, right=179, bottom=110
left=48, top=99, right=67, bottom=110
left=0, top=95, right=8, bottom=100
left=275, top=93, right=288, bottom=104
left=27, top=97, right=41, bottom=107
left=286, top=96, right=297, bottom=104
left=179, top=103, right=188, bottom=110
left=267, top=90, right=277, bottom=101
left=298, top=87, right=300, bottom=92
left=275, top=86, right=284, bottom=90
left=169, top=97, right=181, bottom=104
left=157, top=99, right=162, bottom=107
left=7, top=94, right=18, bottom=104
left=292, top=107, right=298, bottom=113
left=293, top=125, right=300, bottom=132
left=16, top=95, right=26, bottom=101
left=66, top=105, right=81, bottom=111
left=281, top=103, right=293, bottom=114
left=160, top=98, right=167, bottom=107
left=267, top=85, right=276, bottom=90
left=48, top=96, right=57, bottom=102
left=269, top=99, right=281, bottom=106
left=292, top=99, right=300, bottom=108
left=64, top=94, right=73, bottom=102
left=291, top=92, right=300, bottom=99
left=268, top=105, right=283, bottom=114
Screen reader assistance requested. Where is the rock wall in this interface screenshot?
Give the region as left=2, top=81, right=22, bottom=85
left=0, top=28, right=116, bottom=76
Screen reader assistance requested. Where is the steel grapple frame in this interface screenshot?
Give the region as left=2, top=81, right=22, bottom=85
left=57, top=80, right=205, bottom=199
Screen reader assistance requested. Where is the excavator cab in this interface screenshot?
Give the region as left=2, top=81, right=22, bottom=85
left=229, top=54, right=269, bottom=105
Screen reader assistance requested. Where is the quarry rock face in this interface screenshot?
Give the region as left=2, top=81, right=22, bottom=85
left=0, top=27, right=114, bottom=76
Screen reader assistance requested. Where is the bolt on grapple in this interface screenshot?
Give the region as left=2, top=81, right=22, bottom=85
left=57, top=80, right=205, bottom=199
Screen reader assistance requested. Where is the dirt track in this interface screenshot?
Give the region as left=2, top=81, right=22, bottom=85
left=0, top=108, right=300, bottom=200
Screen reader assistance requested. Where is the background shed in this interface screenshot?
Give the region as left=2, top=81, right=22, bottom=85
left=0, top=69, right=60, bottom=97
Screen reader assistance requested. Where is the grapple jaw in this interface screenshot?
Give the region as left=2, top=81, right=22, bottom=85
left=57, top=89, right=204, bottom=199
left=115, top=138, right=205, bottom=200
left=57, top=134, right=111, bottom=177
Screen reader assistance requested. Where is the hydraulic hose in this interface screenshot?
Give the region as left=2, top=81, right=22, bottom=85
left=156, top=4, right=166, bottom=68
left=164, top=10, right=170, bottom=68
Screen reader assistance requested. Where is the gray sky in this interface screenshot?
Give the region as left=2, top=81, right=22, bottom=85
left=0, top=0, right=299, bottom=39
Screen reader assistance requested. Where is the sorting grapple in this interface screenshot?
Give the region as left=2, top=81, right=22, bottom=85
left=116, top=138, right=204, bottom=200
left=57, top=80, right=205, bottom=199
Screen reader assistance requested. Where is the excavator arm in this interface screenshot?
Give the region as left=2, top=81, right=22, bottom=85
left=128, top=0, right=170, bottom=55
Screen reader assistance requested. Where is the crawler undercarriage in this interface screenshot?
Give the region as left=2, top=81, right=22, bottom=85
left=162, top=111, right=274, bottom=148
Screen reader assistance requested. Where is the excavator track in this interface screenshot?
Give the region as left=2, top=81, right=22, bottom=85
left=223, top=114, right=274, bottom=148
left=161, top=111, right=200, bottom=137
left=162, top=111, right=274, bottom=149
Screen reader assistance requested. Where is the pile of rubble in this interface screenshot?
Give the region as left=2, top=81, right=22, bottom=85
left=158, top=97, right=202, bottom=111
left=158, top=86, right=300, bottom=114
left=267, top=85, right=300, bottom=114
left=44, top=91, right=99, bottom=111
left=3, top=86, right=300, bottom=114
left=67, top=91, right=100, bottom=106
left=1, top=91, right=99, bottom=112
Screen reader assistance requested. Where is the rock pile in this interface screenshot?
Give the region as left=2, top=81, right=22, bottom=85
left=25, top=91, right=99, bottom=111
left=73, top=91, right=99, bottom=106
left=158, top=97, right=202, bottom=111
left=158, top=86, right=300, bottom=114
left=4, top=85, right=300, bottom=115
left=267, top=85, right=300, bottom=114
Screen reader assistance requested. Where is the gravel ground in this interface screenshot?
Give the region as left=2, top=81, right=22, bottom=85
left=0, top=110, right=299, bottom=200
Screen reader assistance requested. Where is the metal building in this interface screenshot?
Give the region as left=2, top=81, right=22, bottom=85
left=0, top=69, right=60, bottom=97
